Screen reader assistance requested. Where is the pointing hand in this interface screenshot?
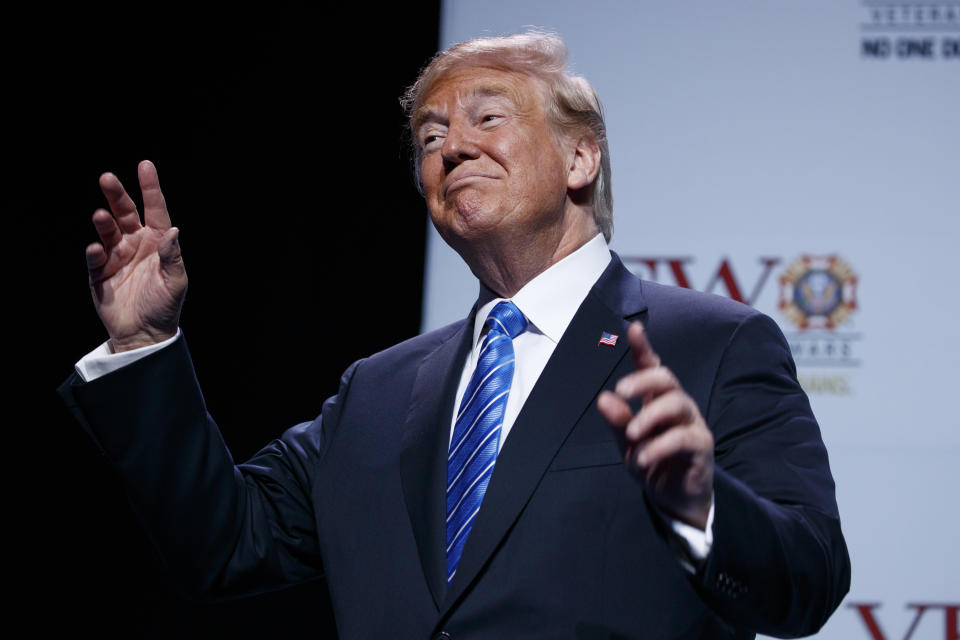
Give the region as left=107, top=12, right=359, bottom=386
left=597, top=322, right=714, bottom=529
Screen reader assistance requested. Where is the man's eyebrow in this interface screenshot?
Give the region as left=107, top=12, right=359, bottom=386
left=413, top=82, right=521, bottom=132
left=412, top=106, right=444, bottom=133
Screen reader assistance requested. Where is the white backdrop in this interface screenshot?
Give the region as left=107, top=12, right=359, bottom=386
left=422, top=1, right=959, bottom=638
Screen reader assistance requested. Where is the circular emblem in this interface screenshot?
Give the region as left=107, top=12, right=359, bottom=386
left=779, top=256, right=858, bottom=329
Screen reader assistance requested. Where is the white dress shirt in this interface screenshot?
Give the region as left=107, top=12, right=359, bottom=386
left=451, top=233, right=612, bottom=451
left=75, top=233, right=711, bottom=565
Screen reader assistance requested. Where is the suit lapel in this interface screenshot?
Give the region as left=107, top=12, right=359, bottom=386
left=440, top=255, right=647, bottom=614
left=399, top=317, right=475, bottom=610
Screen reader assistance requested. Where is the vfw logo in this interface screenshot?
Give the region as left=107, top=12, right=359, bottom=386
left=779, top=255, right=858, bottom=330
left=848, top=602, right=959, bottom=640
left=622, top=254, right=861, bottom=393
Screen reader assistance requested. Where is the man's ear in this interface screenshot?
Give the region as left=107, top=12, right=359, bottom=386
left=566, top=135, right=602, bottom=191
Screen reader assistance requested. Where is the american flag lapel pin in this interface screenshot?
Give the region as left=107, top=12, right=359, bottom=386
left=598, top=331, right=619, bottom=347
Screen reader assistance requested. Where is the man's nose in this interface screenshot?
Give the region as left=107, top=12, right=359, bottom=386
left=441, top=121, right=480, bottom=165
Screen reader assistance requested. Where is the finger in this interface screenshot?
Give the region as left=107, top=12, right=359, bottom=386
left=597, top=390, right=633, bottom=430
left=99, top=171, right=142, bottom=234
left=625, top=389, right=697, bottom=441
left=138, top=160, right=172, bottom=231
left=85, top=243, right=108, bottom=281
left=91, top=208, right=123, bottom=249
left=632, top=422, right=712, bottom=471
left=614, top=366, right=678, bottom=403
left=628, top=322, right=660, bottom=370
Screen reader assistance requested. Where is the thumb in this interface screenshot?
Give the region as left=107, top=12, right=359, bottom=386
left=158, top=227, right=187, bottom=282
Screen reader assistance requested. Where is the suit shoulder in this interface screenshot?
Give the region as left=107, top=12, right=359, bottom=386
left=639, top=279, right=762, bottom=329
left=315, top=318, right=469, bottom=430
left=635, top=280, right=788, bottom=369
left=360, top=317, right=468, bottom=370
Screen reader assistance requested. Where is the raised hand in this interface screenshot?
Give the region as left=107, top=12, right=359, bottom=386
left=86, top=160, right=187, bottom=352
left=597, top=322, right=714, bottom=530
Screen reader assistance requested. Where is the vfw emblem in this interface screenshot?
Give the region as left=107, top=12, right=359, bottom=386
left=779, top=256, right=858, bottom=330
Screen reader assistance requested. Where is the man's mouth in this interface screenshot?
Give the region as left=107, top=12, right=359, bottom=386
left=444, top=173, right=494, bottom=198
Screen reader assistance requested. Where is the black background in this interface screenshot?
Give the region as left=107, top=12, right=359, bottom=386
left=11, top=6, right=441, bottom=637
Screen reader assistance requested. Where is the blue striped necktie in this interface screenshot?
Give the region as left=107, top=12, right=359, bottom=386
left=446, top=300, right=527, bottom=585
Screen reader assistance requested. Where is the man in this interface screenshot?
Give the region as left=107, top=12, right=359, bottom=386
left=61, top=32, right=849, bottom=638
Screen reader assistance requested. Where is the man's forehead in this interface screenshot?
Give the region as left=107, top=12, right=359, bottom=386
left=415, top=67, right=541, bottom=124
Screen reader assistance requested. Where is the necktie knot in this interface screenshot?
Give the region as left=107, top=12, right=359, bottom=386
left=486, top=300, right=527, bottom=340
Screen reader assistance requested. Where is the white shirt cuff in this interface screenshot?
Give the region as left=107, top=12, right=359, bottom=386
left=74, top=329, right=181, bottom=382
left=668, top=498, right=715, bottom=573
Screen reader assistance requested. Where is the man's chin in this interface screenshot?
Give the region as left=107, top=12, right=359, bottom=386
left=435, top=217, right=505, bottom=257
left=434, top=196, right=502, bottom=233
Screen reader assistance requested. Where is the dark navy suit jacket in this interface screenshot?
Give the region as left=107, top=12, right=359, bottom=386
left=60, top=255, right=850, bottom=639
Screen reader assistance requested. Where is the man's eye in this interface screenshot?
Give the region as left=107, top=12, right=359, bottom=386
left=481, top=114, right=502, bottom=123
left=422, top=134, right=443, bottom=149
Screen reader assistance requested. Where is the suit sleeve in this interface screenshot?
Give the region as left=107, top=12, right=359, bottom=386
left=58, top=334, right=357, bottom=601
left=694, top=312, right=851, bottom=637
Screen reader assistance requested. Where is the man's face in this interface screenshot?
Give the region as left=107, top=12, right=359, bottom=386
left=416, top=67, right=572, bottom=256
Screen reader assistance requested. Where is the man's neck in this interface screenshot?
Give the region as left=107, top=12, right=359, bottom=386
left=472, top=233, right=611, bottom=350
left=466, top=215, right=600, bottom=298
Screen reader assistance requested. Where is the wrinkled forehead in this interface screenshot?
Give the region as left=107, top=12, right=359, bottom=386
left=412, top=67, right=546, bottom=131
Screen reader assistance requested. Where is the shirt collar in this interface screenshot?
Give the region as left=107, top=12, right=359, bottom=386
left=473, top=233, right=611, bottom=346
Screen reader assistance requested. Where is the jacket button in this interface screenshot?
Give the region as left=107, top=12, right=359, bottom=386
left=715, top=571, right=747, bottom=598
left=433, top=633, right=451, bottom=640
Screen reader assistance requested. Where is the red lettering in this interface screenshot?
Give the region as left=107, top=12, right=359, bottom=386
left=849, top=602, right=959, bottom=640
left=908, top=603, right=960, bottom=640
left=639, top=259, right=659, bottom=281
left=703, top=257, right=780, bottom=305
left=705, top=259, right=745, bottom=302
left=903, top=604, right=928, bottom=640
left=621, top=257, right=694, bottom=288
left=666, top=259, right=693, bottom=289
left=850, top=603, right=888, bottom=640
left=747, top=257, right=780, bottom=305
left=623, top=256, right=779, bottom=305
